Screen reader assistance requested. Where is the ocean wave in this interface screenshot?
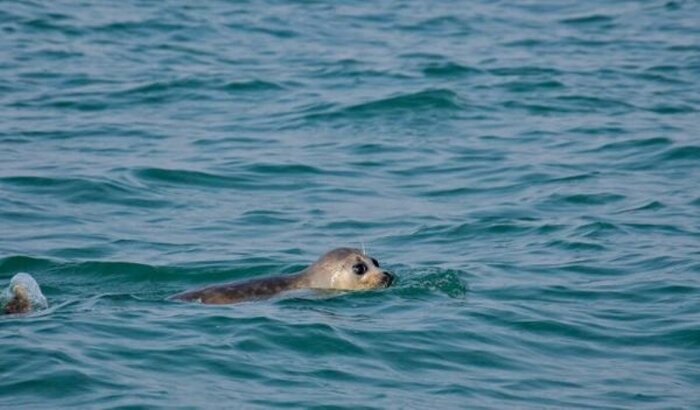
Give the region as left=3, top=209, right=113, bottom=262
left=0, top=175, right=167, bottom=207
left=303, top=89, right=463, bottom=122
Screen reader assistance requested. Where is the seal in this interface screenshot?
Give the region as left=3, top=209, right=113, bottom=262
left=171, top=247, right=395, bottom=304
left=1, top=273, right=48, bottom=315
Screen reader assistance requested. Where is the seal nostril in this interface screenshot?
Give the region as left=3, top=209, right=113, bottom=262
left=384, top=271, right=395, bottom=287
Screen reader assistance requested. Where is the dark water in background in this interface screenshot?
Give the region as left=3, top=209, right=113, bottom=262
left=1, top=0, right=699, bottom=408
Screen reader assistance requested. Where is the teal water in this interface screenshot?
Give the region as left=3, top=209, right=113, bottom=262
left=1, top=0, right=699, bottom=408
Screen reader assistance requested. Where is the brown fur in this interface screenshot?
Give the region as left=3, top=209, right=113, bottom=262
left=3, top=285, right=32, bottom=315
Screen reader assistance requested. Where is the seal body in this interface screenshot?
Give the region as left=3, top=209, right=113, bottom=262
left=172, top=248, right=394, bottom=305
left=172, top=275, right=304, bottom=304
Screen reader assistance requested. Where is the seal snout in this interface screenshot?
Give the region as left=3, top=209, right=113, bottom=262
left=382, top=271, right=395, bottom=287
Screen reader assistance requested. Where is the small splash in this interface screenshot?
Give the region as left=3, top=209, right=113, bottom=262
left=398, top=269, right=469, bottom=299
left=1, top=273, right=48, bottom=315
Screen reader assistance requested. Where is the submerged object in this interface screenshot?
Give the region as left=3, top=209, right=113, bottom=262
left=1, top=273, right=48, bottom=315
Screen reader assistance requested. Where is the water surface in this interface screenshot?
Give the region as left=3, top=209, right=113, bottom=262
left=1, top=1, right=699, bottom=408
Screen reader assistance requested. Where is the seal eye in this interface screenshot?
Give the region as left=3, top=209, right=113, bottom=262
left=371, top=258, right=379, bottom=267
left=352, top=263, right=368, bottom=275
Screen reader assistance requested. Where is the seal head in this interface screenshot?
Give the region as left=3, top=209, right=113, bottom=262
left=298, top=247, right=394, bottom=290
left=1, top=273, right=48, bottom=315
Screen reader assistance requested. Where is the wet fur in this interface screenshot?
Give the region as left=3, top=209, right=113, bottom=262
left=171, top=248, right=393, bottom=305
left=172, top=275, right=303, bottom=304
left=3, top=286, right=32, bottom=315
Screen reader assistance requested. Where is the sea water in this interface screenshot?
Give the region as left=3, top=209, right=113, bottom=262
left=1, top=1, right=699, bottom=408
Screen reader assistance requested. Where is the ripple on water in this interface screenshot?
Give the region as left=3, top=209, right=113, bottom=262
left=1, top=175, right=168, bottom=207
left=303, top=89, right=463, bottom=123
left=421, top=61, right=484, bottom=78
left=133, top=167, right=250, bottom=189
